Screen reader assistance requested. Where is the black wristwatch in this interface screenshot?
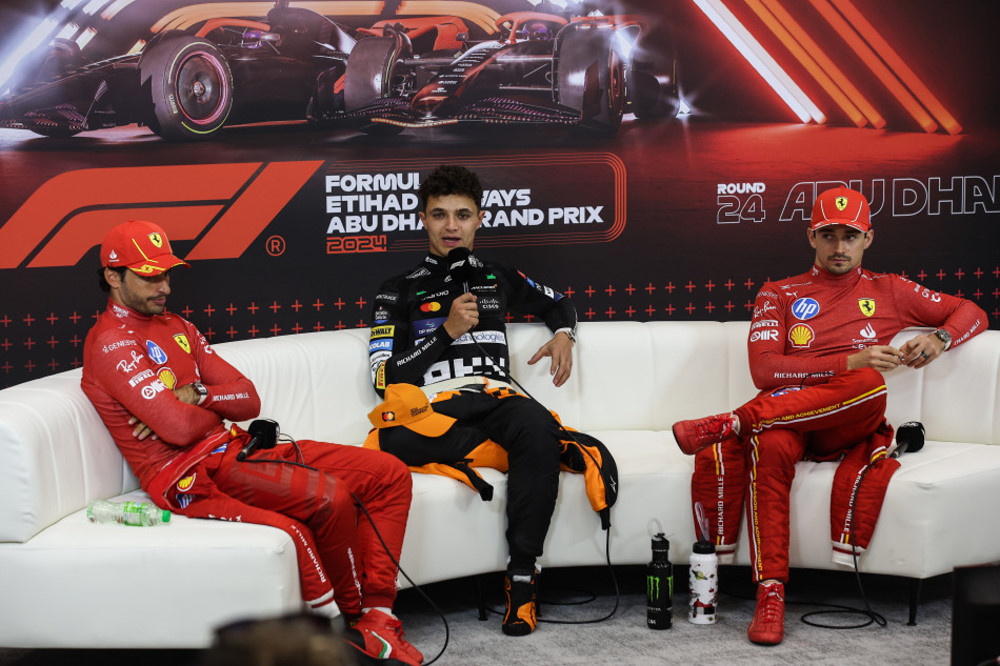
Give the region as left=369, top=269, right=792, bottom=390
left=192, top=382, right=208, bottom=404
left=932, top=328, right=952, bottom=350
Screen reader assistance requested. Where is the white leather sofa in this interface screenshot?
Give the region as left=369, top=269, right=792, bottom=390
left=2, top=321, right=999, bottom=648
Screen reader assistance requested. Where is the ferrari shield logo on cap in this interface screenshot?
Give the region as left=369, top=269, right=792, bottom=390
left=835, top=196, right=849, bottom=211
left=148, top=232, right=163, bottom=248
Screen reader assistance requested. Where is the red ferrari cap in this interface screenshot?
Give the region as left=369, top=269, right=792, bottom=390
left=101, top=220, right=188, bottom=276
left=810, top=187, right=871, bottom=232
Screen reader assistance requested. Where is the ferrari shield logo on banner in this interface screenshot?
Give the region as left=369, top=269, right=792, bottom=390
left=858, top=299, right=876, bottom=317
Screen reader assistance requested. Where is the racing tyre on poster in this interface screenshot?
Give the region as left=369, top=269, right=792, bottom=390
left=139, top=36, right=233, bottom=140
left=344, top=35, right=407, bottom=135
left=556, top=27, right=625, bottom=135
left=628, top=53, right=680, bottom=120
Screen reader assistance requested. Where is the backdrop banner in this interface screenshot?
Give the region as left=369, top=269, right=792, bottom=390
left=0, top=0, right=997, bottom=388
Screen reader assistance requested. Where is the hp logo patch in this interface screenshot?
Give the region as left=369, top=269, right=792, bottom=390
left=791, top=297, right=820, bottom=320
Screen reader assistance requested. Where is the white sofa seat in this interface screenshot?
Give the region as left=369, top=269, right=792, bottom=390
left=1, top=322, right=998, bottom=648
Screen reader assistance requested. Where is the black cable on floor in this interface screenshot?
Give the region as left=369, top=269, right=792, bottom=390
left=482, top=528, right=622, bottom=626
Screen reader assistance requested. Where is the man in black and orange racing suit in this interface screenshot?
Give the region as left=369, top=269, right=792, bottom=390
left=368, top=165, right=578, bottom=637
left=671, top=187, right=987, bottom=645
left=81, top=220, right=422, bottom=666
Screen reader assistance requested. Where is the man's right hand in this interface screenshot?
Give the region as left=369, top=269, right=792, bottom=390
left=846, top=345, right=904, bottom=373
left=443, top=292, right=479, bottom=339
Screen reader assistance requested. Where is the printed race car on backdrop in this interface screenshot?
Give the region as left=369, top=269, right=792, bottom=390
left=0, top=0, right=678, bottom=140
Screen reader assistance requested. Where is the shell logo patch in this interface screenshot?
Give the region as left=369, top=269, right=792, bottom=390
left=173, top=333, right=191, bottom=353
left=835, top=196, right=849, bottom=211
left=858, top=298, right=876, bottom=317
left=177, top=474, right=196, bottom=491
left=157, top=367, right=177, bottom=389
left=789, top=324, right=815, bottom=348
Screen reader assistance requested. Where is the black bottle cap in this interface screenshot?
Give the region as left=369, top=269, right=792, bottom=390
left=693, top=540, right=716, bottom=554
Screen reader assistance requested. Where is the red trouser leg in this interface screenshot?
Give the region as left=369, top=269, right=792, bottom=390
left=208, top=441, right=411, bottom=615
left=734, top=368, right=888, bottom=450
left=827, top=421, right=899, bottom=563
left=735, top=368, right=892, bottom=582
left=175, top=462, right=339, bottom=614
left=297, top=440, right=413, bottom=611
left=746, top=429, right=806, bottom=583
left=691, top=440, right=747, bottom=561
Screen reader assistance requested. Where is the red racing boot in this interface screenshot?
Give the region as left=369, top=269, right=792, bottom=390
left=672, top=412, right=740, bottom=455
left=346, top=609, right=424, bottom=665
left=747, top=581, right=785, bottom=645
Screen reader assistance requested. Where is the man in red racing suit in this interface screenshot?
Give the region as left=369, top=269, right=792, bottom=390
left=81, top=220, right=422, bottom=666
left=672, top=187, right=987, bottom=645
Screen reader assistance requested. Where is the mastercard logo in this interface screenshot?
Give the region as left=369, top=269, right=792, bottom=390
left=419, top=302, right=442, bottom=312
left=382, top=411, right=396, bottom=422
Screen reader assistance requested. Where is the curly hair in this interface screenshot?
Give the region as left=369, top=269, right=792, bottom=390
left=417, top=165, right=483, bottom=212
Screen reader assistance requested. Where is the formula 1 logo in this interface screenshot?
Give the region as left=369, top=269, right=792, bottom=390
left=0, top=161, right=322, bottom=269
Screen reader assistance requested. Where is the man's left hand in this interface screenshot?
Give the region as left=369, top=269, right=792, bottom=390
left=900, top=333, right=946, bottom=369
left=527, top=331, right=575, bottom=387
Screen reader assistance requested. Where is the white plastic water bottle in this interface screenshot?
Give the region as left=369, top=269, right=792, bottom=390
left=688, top=540, right=718, bottom=624
left=87, top=499, right=171, bottom=527
left=689, top=501, right=718, bottom=624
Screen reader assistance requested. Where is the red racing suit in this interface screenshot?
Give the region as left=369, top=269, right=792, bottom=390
left=81, top=300, right=412, bottom=616
left=692, top=264, right=987, bottom=582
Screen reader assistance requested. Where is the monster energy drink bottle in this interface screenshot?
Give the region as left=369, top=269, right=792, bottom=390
left=646, top=531, right=673, bottom=629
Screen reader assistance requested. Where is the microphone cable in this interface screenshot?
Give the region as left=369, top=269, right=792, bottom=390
left=480, top=526, right=622, bottom=627
left=798, top=457, right=887, bottom=630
